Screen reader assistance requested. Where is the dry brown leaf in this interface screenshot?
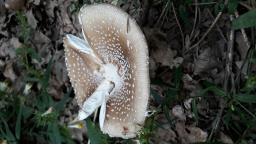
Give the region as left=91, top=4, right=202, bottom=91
left=25, top=10, right=38, bottom=29
left=45, top=0, right=58, bottom=18
left=154, top=126, right=177, bottom=143
left=0, top=38, right=17, bottom=58
left=3, top=62, right=16, bottom=82
left=183, top=74, right=197, bottom=91
left=32, top=31, right=52, bottom=65
left=30, top=0, right=40, bottom=5
left=194, top=47, right=219, bottom=75
left=4, top=0, right=25, bottom=10
left=0, top=0, right=6, bottom=15
left=219, top=132, right=234, bottom=144
left=10, top=37, right=22, bottom=48
left=236, top=32, right=249, bottom=60
left=176, top=122, right=208, bottom=144
left=172, top=105, right=186, bottom=121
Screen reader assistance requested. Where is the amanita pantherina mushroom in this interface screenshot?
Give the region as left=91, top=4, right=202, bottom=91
left=63, top=4, right=149, bottom=138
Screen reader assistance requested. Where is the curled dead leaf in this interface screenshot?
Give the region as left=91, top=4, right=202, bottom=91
left=3, top=62, right=16, bottom=82
left=176, top=122, right=208, bottom=144
left=5, top=0, right=25, bottom=10
left=219, top=132, right=234, bottom=144
left=194, top=47, right=219, bottom=75
left=172, top=105, right=186, bottom=121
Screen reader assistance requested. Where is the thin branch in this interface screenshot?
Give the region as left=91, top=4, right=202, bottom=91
left=239, top=1, right=253, bottom=10
left=207, top=9, right=227, bottom=43
left=186, top=0, right=229, bottom=53
left=190, top=0, right=198, bottom=40
left=191, top=2, right=217, bottom=6
left=235, top=11, right=251, bottom=49
left=233, top=11, right=252, bottom=86
left=155, top=0, right=169, bottom=27
left=171, top=2, right=185, bottom=50
left=209, top=14, right=235, bottom=141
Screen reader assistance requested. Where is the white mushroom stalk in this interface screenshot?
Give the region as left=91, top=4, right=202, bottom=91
left=63, top=4, right=149, bottom=139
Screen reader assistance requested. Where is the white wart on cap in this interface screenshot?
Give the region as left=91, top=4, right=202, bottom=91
left=64, top=4, right=149, bottom=138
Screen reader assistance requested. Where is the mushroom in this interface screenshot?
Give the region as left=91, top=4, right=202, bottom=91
left=63, top=4, right=149, bottom=138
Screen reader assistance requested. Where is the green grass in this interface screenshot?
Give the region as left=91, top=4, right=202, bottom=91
left=1, top=0, right=256, bottom=143
left=0, top=12, right=74, bottom=144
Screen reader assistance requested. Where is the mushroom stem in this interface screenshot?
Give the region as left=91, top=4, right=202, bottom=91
left=77, top=79, right=114, bottom=121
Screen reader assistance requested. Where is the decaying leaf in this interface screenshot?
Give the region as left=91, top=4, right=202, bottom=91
left=25, top=10, right=38, bottom=29
left=176, top=122, right=208, bottom=144
left=4, top=0, right=25, bottom=10
left=194, top=47, right=219, bottom=75
left=219, top=132, right=234, bottom=144
left=3, top=61, right=17, bottom=82
left=172, top=105, right=186, bottom=121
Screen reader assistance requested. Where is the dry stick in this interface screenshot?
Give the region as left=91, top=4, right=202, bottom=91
left=187, top=12, right=223, bottom=52
left=234, top=11, right=251, bottom=85
left=207, top=9, right=228, bottom=43
left=171, top=2, right=185, bottom=50
left=155, top=1, right=169, bottom=27
left=235, top=11, right=251, bottom=49
left=239, top=1, right=253, bottom=10
left=191, top=2, right=217, bottom=6
left=209, top=15, right=235, bottom=141
left=186, top=0, right=229, bottom=53
left=190, top=0, right=198, bottom=40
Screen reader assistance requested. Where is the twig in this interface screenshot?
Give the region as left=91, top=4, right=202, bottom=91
left=190, top=0, right=198, bottom=40
left=207, top=9, right=227, bottom=43
left=234, top=11, right=251, bottom=49
left=186, top=0, right=229, bottom=53
left=155, top=0, right=169, bottom=27
left=234, top=11, right=252, bottom=86
left=209, top=14, right=235, bottom=141
left=139, top=0, right=150, bottom=26
left=224, top=16, right=235, bottom=89
left=191, top=2, right=217, bottom=6
left=171, top=2, right=185, bottom=50
left=239, top=1, right=253, bottom=10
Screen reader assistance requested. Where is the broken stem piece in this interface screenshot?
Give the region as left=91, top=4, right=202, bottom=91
left=78, top=79, right=114, bottom=121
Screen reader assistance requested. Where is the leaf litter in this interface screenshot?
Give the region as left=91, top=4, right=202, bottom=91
left=0, top=0, right=255, bottom=143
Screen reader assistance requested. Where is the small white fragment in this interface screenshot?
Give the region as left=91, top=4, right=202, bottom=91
left=172, top=105, right=186, bottom=121
left=77, top=79, right=114, bottom=120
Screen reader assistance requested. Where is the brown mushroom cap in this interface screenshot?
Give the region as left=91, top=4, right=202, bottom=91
left=64, top=4, right=149, bottom=138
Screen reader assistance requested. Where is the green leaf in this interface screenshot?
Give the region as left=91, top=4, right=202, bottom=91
left=192, top=99, right=198, bottom=124
left=54, top=89, right=72, bottom=112
left=201, top=81, right=226, bottom=97
left=235, top=94, right=256, bottom=103
left=232, top=10, right=256, bottom=29
left=150, top=89, right=163, bottom=105
left=85, top=119, right=108, bottom=144
left=22, top=106, right=33, bottom=121
left=15, top=105, right=22, bottom=140
left=174, top=67, right=183, bottom=89
left=48, top=123, right=61, bottom=144
left=42, top=57, right=53, bottom=88
left=214, top=2, right=225, bottom=15
left=0, top=118, right=16, bottom=143
left=228, top=0, right=238, bottom=14
left=178, top=5, right=191, bottom=27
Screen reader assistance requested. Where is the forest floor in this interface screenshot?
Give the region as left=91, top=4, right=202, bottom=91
left=0, top=0, right=256, bottom=144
